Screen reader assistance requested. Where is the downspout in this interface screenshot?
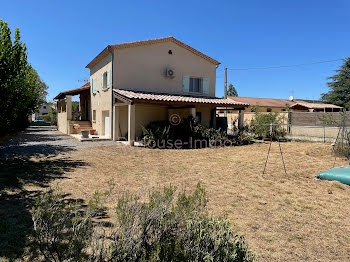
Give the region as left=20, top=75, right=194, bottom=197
left=107, top=45, right=114, bottom=140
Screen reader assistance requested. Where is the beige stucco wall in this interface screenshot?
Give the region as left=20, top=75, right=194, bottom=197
left=135, top=104, right=168, bottom=139
left=115, top=103, right=215, bottom=141
left=222, top=112, right=289, bottom=129
left=113, top=42, right=217, bottom=97
left=90, top=54, right=113, bottom=136
left=195, top=105, right=214, bottom=127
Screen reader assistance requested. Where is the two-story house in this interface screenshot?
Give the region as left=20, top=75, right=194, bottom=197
left=55, top=37, right=248, bottom=144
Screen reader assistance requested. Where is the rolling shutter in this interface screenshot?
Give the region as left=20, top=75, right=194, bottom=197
left=182, top=75, right=189, bottom=93
left=202, top=77, right=209, bottom=95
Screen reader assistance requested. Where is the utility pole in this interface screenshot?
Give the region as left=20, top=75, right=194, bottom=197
left=224, top=67, right=228, bottom=117
left=224, top=67, right=227, bottom=99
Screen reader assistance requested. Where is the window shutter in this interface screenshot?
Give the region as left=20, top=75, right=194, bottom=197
left=92, top=78, right=97, bottom=93
left=107, top=70, right=111, bottom=89
left=101, top=73, right=104, bottom=90
left=182, top=76, right=190, bottom=92
left=203, top=78, right=209, bottom=95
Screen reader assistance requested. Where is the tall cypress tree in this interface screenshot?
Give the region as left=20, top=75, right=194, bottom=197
left=0, top=20, right=47, bottom=134
left=321, top=57, right=350, bottom=109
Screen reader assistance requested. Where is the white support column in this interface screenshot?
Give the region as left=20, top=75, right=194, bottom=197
left=238, top=110, right=245, bottom=130
left=66, top=95, right=72, bottom=121
left=190, top=107, right=196, bottom=118
left=128, top=104, right=135, bottom=146
left=113, top=105, right=120, bottom=141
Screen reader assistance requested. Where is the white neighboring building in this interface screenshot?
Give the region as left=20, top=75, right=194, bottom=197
left=31, top=103, right=52, bottom=121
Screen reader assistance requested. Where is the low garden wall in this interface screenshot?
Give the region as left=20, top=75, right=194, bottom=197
left=290, top=126, right=347, bottom=139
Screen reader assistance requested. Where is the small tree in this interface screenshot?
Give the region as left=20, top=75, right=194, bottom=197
left=227, top=83, right=238, bottom=97
left=250, top=112, right=286, bottom=139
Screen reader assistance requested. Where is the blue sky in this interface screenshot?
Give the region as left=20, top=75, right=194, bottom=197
left=2, top=0, right=349, bottom=101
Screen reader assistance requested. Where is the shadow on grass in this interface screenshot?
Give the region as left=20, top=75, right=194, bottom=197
left=0, top=128, right=89, bottom=260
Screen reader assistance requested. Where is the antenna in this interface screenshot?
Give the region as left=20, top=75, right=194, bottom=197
left=77, top=78, right=89, bottom=83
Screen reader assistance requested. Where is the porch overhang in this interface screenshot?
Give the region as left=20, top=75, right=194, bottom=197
left=54, top=83, right=90, bottom=100
left=113, top=89, right=249, bottom=108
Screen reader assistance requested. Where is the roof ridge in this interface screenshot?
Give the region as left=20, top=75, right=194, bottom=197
left=110, top=36, right=174, bottom=47
left=86, top=36, right=220, bottom=68
left=230, top=96, right=291, bottom=101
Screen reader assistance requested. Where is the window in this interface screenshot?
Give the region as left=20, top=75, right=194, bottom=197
left=92, top=78, right=97, bottom=94
left=102, top=72, right=107, bottom=90
left=43, top=106, right=47, bottom=109
left=195, top=112, right=202, bottom=123
left=189, top=77, right=202, bottom=93
left=92, top=110, right=96, bottom=122
left=183, top=76, right=209, bottom=95
left=266, top=108, right=272, bottom=112
left=101, top=71, right=111, bottom=90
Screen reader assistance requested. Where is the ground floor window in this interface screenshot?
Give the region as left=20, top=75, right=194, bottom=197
left=92, top=110, right=96, bottom=122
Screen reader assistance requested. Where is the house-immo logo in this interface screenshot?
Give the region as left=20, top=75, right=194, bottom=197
left=169, top=114, right=181, bottom=126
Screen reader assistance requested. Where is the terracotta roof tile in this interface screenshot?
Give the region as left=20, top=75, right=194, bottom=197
left=114, top=89, right=248, bottom=107
left=54, top=82, right=90, bottom=100
left=228, top=96, right=294, bottom=108
left=229, top=96, right=342, bottom=110
left=291, top=101, right=343, bottom=109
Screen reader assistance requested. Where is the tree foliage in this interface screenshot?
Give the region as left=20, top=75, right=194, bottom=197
left=0, top=20, right=47, bottom=135
left=227, top=83, right=238, bottom=97
left=250, top=111, right=286, bottom=139
left=321, top=57, right=350, bottom=109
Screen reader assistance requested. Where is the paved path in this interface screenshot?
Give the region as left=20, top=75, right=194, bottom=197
left=0, top=126, right=116, bottom=158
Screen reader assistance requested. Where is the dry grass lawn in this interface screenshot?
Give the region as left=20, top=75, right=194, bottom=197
left=48, top=141, right=350, bottom=261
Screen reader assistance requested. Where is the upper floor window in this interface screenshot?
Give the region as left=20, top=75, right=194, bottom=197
left=190, top=78, right=202, bottom=93
left=182, top=76, right=210, bottom=95
left=92, top=78, right=97, bottom=94
left=101, top=70, right=111, bottom=90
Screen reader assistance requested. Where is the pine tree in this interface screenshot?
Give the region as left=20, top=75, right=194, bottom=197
left=321, top=57, right=350, bottom=108
left=227, top=83, right=238, bottom=97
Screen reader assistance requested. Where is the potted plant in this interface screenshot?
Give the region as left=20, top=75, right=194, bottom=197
left=81, top=130, right=89, bottom=138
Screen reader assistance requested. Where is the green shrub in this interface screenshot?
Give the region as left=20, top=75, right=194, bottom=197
left=141, top=122, right=170, bottom=146
left=142, top=116, right=252, bottom=148
left=32, top=184, right=256, bottom=262
left=31, top=189, right=94, bottom=262
left=250, top=112, right=286, bottom=139
left=110, top=183, right=256, bottom=261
